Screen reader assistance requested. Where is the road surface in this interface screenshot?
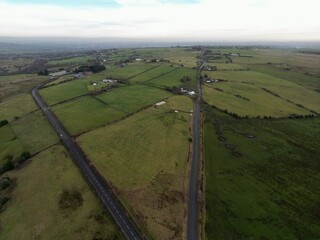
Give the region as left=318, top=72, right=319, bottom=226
left=32, top=81, right=141, bottom=240
left=187, top=59, right=206, bottom=240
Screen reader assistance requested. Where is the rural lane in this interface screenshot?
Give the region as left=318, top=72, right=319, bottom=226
left=187, top=59, right=206, bottom=240
left=32, top=81, right=141, bottom=240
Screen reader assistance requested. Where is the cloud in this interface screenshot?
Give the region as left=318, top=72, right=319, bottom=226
left=0, top=0, right=319, bottom=41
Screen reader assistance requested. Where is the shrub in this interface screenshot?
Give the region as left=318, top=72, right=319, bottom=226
left=0, top=120, right=9, bottom=127
left=17, top=152, right=31, bottom=164
left=2, top=160, right=14, bottom=173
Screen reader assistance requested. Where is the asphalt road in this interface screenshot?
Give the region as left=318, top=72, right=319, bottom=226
left=187, top=60, right=206, bottom=240
left=32, top=81, right=141, bottom=240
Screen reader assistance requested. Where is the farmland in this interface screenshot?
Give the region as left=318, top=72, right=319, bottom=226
left=96, top=84, right=172, bottom=113
left=0, top=145, right=123, bottom=240
left=202, top=51, right=320, bottom=117
left=1, top=46, right=319, bottom=240
left=78, top=95, right=193, bottom=239
left=203, top=48, right=320, bottom=239
left=204, top=105, right=320, bottom=239
left=40, top=79, right=89, bottom=105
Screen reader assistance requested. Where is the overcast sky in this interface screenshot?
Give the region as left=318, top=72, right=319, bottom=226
left=0, top=0, right=319, bottom=41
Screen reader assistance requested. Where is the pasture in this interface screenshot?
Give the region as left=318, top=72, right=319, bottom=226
left=1, top=145, right=123, bottom=239
left=47, top=55, right=95, bottom=66
left=0, top=94, right=38, bottom=122
left=52, top=96, right=126, bottom=135
left=78, top=95, right=193, bottom=239
left=202, top=70, right=320, bottom=117
left=10, top=111, right=59, bottom=154
left=104, top=62, right=157, bottom=80
left=204, top=105, right=320, bottom=239
left=96, top=84, right=171, bottom=113
left=129, top=64, right=177, bottom=83
left=40, top=79, right=89, bottom=105
left=148, top=67, right=197, bottom=88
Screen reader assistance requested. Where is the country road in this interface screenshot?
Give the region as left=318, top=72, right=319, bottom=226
left=187, top=59, right=206, bottom=240
left=32, top=81, right=141, bottom=240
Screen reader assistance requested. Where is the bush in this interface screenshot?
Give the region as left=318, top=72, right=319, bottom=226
left=0, top=177, right=11, bottom=191
left=2, top=159, right=14, bottom=173
left=0, top=196, right=10, bottom=209
left=0, top=120, right=9, bottom=127
left=17, top=152, right=31, bottom=164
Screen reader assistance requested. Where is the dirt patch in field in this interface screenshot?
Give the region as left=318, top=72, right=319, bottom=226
left=122, top=172, right=185, bottom=239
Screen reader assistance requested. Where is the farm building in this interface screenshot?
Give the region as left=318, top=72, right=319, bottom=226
left=49, top=70, right=67, bottom=77
left=102, top=79, right=117, bottom=83
left=155, top=101, right=166, bottom=107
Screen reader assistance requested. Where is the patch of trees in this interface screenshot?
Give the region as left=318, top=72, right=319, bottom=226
left=0, top=120, right=9, bottom=127
left=38, top=69, right=49, bottom=76
left=165, top=86, right=181, bottom=95
left=74, top=65, right=106, bottom=73
left=180, top=76, right=191, bottom=82
left=288, top=114, right=315, bottom=119
left=0, top=152, right=31, bottom=175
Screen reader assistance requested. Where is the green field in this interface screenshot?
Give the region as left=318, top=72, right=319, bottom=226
left=209, top=63, right=246, bottom=70
left=96, top=84, right=171, bottom=113
left=203, top=70, right=320, bottom=117
left=40, top=79, right=89, bottom=105
left=129, top=64, right=177, bottom=83
left=52, top=96, right=126, bottom=135
left=248, top=64, right=320, bottom=90
left=0, top=94, right=38, bottom=122
left=10, top=111, right=59, bottom=154
left=0, top=124, right=22, bottom=166
left=0, top=145, right=123, bottom=239
left=47, top=55, right=95, bottom=66
left=204, top=105, right=320, bottom=239
left=78, top=95, right=193, bottom=239
left=149, top=67, right=197, bottom=88
left=104, top=63, right=157, bottom=80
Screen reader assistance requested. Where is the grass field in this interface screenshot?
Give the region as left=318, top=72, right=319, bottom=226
left=11, top=111, right=59, bottom=154
left=78, top=95, right=193, bottom=239
left=0, top=101, right=58, bottom=165
left=52, top=96, right=126, bottom=135
left=247, top=64, right=320, bottom=91
left=105, top=63, right=157, bottom=80
left=204, top=105, right=320, bottom=240
left=0, top=145, right=123, bottom=239
left=96, top=84, right=171, bottom=113
left=148, top=67, right=197, bottom=88
left=209, top=63, right=246, bottom=70
left=202, top=84, right=310, bottom=117
left=129, top=64, right=176, bottom=83
left=0, top=94, right=38, bottom=122
left=40, top=79, right=89, bottom=105
left=0, top=124, right=23, bottom=166
left=203, top=70, right=320, bottom=117
left=47, top=55, right=95, bottom=66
